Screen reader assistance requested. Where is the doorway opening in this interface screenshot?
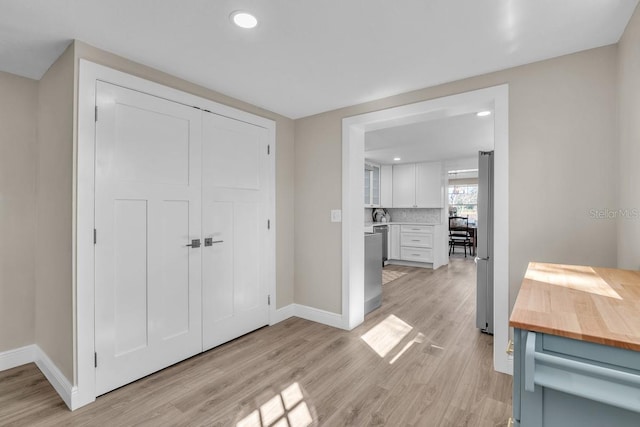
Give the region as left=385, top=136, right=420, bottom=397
left=341, top=85, right=511, bottom=374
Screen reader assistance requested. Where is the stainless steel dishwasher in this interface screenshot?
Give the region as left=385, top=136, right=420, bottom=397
left=364, top=232, right=382, bottom=314
left=373, top=224, right=388, bottom=266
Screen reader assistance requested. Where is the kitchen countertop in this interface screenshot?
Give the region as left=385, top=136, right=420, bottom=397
left=510, top=262, right=640, bottom=351
left=364, top=222, right=441, bottom=233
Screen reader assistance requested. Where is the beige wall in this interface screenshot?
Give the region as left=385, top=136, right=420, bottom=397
left=73, top=41, right=296, bottom=311
left=35, top=43, right=75, bottom=380
left=618, top=4, right=640, bottom=269
left=0, top=71, right=38, bottom=352
left=295, top=45, right=619, bottom=314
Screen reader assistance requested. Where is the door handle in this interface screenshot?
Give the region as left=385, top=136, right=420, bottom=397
left=474, top=256, right=489, bottom=264
left=186, top=239, right=201, bottom=248
left=204, top=238, right=224, bottom=247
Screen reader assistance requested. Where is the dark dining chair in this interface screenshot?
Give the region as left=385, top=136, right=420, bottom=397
left=449, top=216, right=472, bottom=257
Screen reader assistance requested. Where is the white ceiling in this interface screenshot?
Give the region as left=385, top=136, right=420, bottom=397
left=365, top=111, right=494, bottom=165
left=0, top=0, right=637, bottom=119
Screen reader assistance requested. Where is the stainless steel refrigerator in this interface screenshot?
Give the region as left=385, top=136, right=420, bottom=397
left=476, top=151, right=494, bottom=334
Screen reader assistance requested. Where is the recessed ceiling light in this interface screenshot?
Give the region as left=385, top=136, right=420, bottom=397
left=231, top=11, right=258, bottom=29
left=393, top=157, right=401, bottom=161
left=477, top=111, right=492, bottom=117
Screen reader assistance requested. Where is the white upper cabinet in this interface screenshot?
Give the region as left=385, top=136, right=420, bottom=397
left=392, top=162, right=443, bottom=208
left=380, top=165, right=393, bottom=207
left=415, top=162, right=444, bottom=207
left=364, top=162, right=381, bottom=207
left=392, top=163, right=416, bottom=207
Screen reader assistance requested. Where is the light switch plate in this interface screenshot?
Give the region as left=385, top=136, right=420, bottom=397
left=331, top=209, right=342, bottom=222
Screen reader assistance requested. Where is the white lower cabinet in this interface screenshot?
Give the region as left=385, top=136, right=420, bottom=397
left=389, top=224, right=401, bottom=260
left=400, top=225, right=433, bottom=263
left=400, top=246, right=433, bottom=263
left=388, top=224, right=447, bottom=268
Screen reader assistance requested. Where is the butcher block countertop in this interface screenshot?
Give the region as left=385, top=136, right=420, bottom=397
left=510, top=262, right=640, bottom=351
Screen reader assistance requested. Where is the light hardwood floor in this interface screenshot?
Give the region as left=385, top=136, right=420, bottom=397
left=0, top=258, right=512, bottom=426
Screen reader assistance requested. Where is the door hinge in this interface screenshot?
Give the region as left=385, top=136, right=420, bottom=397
left=95, top=105, right=98, bottom=122
left=267, top=145, right=270, bottom=155
left=94, top=229, right=97, bottom=244
left=267, top=219, right=270, bottom=230
left=94, top=352, right=97, bottom=368
left=268, top=295, right=271, bottom=306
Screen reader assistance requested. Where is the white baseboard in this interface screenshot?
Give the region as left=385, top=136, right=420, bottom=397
left=1, top=304, right=343, bottom=412
left=0, top=344, right=36, bottom=371
left=34, top=345, right=76, bottom=410
left=270, top=304, right=295, bottom=325
left=272, top=303, right=345, bottom=330
left=293, top=304, right=344, bottom=329
left=0, top=344, right=75, bottom=410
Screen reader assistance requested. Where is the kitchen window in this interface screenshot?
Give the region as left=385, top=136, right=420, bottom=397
left=448, top=184, right=478, bottom=224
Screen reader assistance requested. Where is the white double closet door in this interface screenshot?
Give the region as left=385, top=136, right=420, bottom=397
left=94, top=82, right=270, bottom=396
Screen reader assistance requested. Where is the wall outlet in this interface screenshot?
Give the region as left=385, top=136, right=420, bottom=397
left=331, top=209, right=342, bottom=222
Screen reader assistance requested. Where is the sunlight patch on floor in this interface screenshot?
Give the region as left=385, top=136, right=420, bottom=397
left=390, top=332, right=426, bottom=364
left=237, top=410, right=261, bottom=427
left=260, top=394, right=285, bottom=425
left=361, top=314, right=413, bottom=358
left=236, top=382, right=314, bottom=427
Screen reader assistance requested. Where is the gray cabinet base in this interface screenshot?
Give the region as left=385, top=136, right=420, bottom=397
left=513, top=328, right=640, bottom=426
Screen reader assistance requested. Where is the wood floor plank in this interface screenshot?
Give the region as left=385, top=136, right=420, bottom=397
left=0, top=258, right=512, bottom=426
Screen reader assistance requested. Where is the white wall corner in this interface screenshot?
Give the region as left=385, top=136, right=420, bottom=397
left=270, top=304, right=295, bottom=325
left=34, top=345, right=76, bottom=410
left=0, top=344, right=36, bottom=371
left=293, top=304, right=345, bottom=330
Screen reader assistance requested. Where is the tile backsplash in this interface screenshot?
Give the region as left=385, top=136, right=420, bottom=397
left=364, top=207, right=442, bottom=224
left=389, top=208, right=441, bottom=223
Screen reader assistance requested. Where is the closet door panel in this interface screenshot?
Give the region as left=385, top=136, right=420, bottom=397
left=202, top=112, right=270, bottom=351
left=94, top=81, right=202, bottom=396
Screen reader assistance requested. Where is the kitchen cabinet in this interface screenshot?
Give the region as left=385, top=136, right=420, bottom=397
left=399, top=225, right=433, bottom=263
left=364, top=162, right=380, bottom=207
left=392, top=162, right=443, bottom=208
left=387, top=224, right=446, bottom=269
left=510, top=263, right=640, bottom=427
left=391, top=164, right=415, bottom=207
left=389, top=224, right=401, bottom=260
left=512, top=329, right=640, bottom=427
left=380, top=165, right=393, bottom=207
left=415, top=162, right=443, bottom=207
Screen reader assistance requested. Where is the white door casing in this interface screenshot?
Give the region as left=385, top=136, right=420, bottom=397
left=202, top=112, right=270, bottom=350
left=342, top=85, right=510, bottom=375
left=94, top=82, right=203, bottom=395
